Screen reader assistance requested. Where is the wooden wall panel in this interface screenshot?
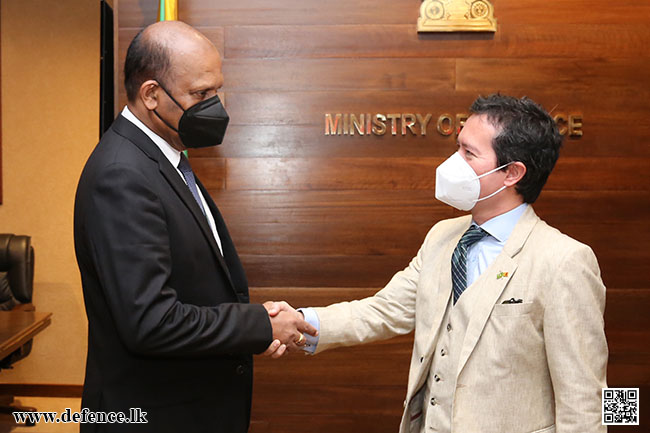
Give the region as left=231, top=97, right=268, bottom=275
left=192, top=156, right=650, bottom=191
left=456, top=58, right=650, bottom=94
left=117, top=0, right=650, bottom=431
left=205, top=189, right=650, bottom=289
left=225, top=24, right=650, bottom=59
left=218, top=91, right=649, bottom=126
left=223, top=58, right=456, bottom=91
left=191, top=124, right=650, bottom=158
left=118, top=0, right=650, bottom=28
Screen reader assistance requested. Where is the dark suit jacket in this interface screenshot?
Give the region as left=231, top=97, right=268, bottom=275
left=74, top=114, right=273, bottom=433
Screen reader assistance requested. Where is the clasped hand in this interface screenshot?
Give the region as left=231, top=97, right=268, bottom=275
left=261, top=301, right=316, bottom=359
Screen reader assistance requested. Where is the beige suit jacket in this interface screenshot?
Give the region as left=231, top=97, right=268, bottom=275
left=314, top=206, right=608, bottom=433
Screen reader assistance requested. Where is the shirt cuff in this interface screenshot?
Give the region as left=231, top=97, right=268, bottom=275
left=297, top=307, right=320, bottom=354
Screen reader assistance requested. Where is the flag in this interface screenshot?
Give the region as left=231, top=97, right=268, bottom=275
left=157, top=0, right=185, bottom=155
left=158, top=0, right=178, bottom=21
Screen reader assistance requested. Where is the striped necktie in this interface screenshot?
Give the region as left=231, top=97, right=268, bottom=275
left=451, top=225, right=488, bottom=305
left=177, top=153, right=207, bottom=218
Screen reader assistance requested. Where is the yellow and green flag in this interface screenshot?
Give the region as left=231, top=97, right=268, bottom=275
left=158, top=0, right=178, bottom=21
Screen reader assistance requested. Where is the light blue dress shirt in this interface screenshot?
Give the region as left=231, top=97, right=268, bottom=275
left=466, top=203, right=527, bottom=286
left=299, top=203, right=529, bottom=353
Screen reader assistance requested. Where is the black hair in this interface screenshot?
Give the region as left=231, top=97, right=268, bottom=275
left=123, top=29, right=172, bottom=103
left=470, top=94, right=563, bottom=203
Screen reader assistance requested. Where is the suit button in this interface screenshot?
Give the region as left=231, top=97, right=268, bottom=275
left=440, top=348, right=447, bottom=356
left=447, top=323, right=452, bottom=332
left=430, top=397, right=437, bottom=406
left=420, top=357, right=424, bottom=363
left=434, top=374, right=441, bottom=382
left=236, top=365, right=245, bottom=375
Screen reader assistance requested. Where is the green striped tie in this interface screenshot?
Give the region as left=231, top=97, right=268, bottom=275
left=452, top=225, right=488, bottom=305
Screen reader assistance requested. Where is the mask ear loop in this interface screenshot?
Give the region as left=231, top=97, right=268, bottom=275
left=152, top=79, right=185, bottom=133
left=474, top=185, right=507, bottom=203
left=154, top=79, right=186, bottom=111
left=475, top=161, right=513, bottom=180
left=473, top=161, right=514, bottom=203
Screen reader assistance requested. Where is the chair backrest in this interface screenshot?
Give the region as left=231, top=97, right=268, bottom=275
left=0, top=234, right=34, bottom=304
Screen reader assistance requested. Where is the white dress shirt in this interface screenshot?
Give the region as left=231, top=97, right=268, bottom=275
left=121, top=106, right=224, bottom=255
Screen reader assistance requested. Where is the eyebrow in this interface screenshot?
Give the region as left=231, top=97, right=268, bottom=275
left=189, top=79, right=223, bottom=93
left=189, top=84, right=218, bottom=93
left=458, top=140, right=480, bottom=155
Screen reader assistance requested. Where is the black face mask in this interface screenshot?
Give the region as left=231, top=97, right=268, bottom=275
left=153, top=82, right=229, bottom=148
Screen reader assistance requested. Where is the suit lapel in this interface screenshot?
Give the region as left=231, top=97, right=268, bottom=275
left=157, top=160, right=236, bottom=290
left=455, top=254, right=518, bottom=377
left=112, top=115, right=237, bottom=293
left=455, top=206, right=539, bottom=377
left=195, top=178, right=238, bottom=290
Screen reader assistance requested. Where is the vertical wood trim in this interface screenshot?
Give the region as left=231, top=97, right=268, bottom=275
left=113, top=0, right=120, bottom=118
left=0, top=3, right=3, bottom=205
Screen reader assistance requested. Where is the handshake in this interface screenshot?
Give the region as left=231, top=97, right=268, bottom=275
left=261, top=301, right=317, bottom=359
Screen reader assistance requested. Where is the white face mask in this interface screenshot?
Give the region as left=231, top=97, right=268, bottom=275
left=435, top=152, right=512, bottom=211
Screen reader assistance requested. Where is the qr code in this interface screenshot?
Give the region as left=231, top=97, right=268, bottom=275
left=602, top=388, right=639, bottom=425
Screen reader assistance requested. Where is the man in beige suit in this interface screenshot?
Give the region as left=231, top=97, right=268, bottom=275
left=274, top=94, right=608, bottom=432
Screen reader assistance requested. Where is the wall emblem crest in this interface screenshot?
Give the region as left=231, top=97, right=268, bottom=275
left=417, top=0, right=497, bottom=32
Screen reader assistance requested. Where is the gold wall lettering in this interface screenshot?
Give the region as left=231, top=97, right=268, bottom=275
left=553, top=113, right=583, bottom=137
left=325, top=113, right=583, bottom=137
left=417, top=0, right=497, bottom=33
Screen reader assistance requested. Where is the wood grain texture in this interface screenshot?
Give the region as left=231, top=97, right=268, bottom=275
left=223, top=58, right=456, bottom=91
left=216, top=90, right=649, bottom=127
left=456, top=58, right=650, bottom=94
left=248, top=415, right=402, bottom=433
left=240, top=254, right=414, bottom=288
left=205, top=190, right=649, bottom=288
left=192, top=157, right=650, bottom=192
left=190, top=124, right=650, bottom=159
left=222, top=157, right=441, bottom=191
left=225, top=24, right=650, bottom=59
left=118, top=0, right=650, bottom=28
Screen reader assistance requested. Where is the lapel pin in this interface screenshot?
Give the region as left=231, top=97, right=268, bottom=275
left=496, top=271, right=509, bottom=280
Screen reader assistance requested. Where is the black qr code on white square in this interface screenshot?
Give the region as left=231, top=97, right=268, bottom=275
left=602, top=387, right=639, bottom=425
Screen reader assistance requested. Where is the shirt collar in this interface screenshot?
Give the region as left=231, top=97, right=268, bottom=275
left=475, top=203, right=528, bottom=243
left=121, top=106, right=181, bottom=169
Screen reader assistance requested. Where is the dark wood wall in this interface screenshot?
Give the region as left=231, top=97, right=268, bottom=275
left=118, top=1, right=650, bottom=431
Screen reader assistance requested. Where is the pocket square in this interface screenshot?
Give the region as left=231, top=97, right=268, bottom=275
left=502, top=298, right=523, bottom=304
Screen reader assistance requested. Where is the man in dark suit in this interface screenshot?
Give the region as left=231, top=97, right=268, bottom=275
left=74, top=21, right=315, bottom=433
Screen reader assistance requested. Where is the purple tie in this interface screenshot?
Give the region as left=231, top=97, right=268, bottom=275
left=177, top=153, right=206, bottom=217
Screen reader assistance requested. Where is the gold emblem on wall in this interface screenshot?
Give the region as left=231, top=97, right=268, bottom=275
left=417, top=0, right=497, bottom=33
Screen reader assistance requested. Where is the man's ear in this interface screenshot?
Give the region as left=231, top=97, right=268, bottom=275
left=504, top=161, right=526, bottom=187
left=140, top=80, right=160, bottom=111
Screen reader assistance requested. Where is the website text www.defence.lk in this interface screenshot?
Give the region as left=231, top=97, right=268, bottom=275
left=12, top=408, right=147, bottom=425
